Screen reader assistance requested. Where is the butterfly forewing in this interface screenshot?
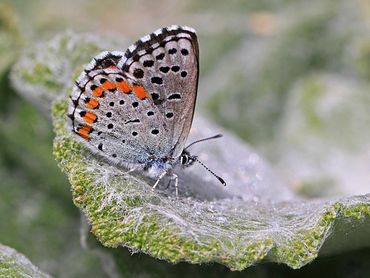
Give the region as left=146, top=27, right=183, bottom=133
left=118, top=25, right=199, bottom=158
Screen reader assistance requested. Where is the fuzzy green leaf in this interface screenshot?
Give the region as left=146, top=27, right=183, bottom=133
left=11, top=31, right=370, bottom=271
left=0, top=244, right=51, bottom=278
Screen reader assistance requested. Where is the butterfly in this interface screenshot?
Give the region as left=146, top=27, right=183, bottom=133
left=68, top=25, right=225, bottom=197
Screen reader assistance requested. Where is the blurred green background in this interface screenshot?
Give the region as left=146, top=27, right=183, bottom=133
left=1, top=0, right=370, bottom=277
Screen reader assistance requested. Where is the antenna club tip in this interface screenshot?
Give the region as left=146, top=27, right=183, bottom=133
left=194, top=156, right=226, bottom=186
left=218, top=177, right=226, bottom=186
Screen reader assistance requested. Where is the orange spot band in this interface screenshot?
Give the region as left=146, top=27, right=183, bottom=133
left=107, top=65, right=119, bottom=70
left=77, top=125, right=92, bottom=140
left=83, top=112, right=97, bottom=124
left=92, top=87, right=104, bottom=97
left=117, top=80, right=131, bottom=93
left=102, top=81, right=116, bottom=91
left=86, top=98, right=99, bottom=109
left=132, top=85, right=148, bottom=100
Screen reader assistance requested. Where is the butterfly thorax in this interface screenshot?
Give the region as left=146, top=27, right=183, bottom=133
left=144, top=150, right=196, bottom=178
left=144, top=157, right=174, bottom=178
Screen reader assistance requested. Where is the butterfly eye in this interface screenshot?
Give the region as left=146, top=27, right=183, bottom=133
left=180, top=154, right=189, bottom=165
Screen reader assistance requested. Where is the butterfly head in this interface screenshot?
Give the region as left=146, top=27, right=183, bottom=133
left=179, top=150, right=197, bottom=167
left=180, top=134, right=227, bottom=186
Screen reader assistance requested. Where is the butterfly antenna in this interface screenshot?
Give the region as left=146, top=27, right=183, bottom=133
left=185, top=134, right=223, bottom=150
left=195, top=157, right=226, bottom=186
left=184, top=134, right=226, bottom=186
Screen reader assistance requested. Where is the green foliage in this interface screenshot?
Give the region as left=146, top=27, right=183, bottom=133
left=0, top=244, right=50, bottom=278
left=10, top=31, right=370, bottom=271
left=2, top=0, right=370, bottom=276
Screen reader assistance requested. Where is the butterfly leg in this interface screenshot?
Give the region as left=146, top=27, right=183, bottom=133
left=171, top=173, right=179, bottom=199
left=162, top=174, right=179, bottom=198
left=164, top=179, right=172, bottom=189
left=152, top=171, right=167, bottom=191
left=124, top=167, right=137, bottom=175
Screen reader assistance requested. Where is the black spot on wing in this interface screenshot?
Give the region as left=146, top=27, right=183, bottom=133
left=151, top=77, right=163, bottom=85
left=151, top=129, right=159, bottom=135
left=151, top=93, right=159, bottom=100
left=168, top=93, right=181, bottom=100
left=133, top=68, right=144, bottom=79
left=143, top=60, right=154, bottom=67
left=171, top=66, right=180, bottom=72
left=125, top=119, right=140, bottom=124
left=181, top=49, right=189, bottom=56
left=159, top=66, right=170, bottom=73
left=156, top=53, right=165, bottom=60
left=168, top=48, right=177, bottom=54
